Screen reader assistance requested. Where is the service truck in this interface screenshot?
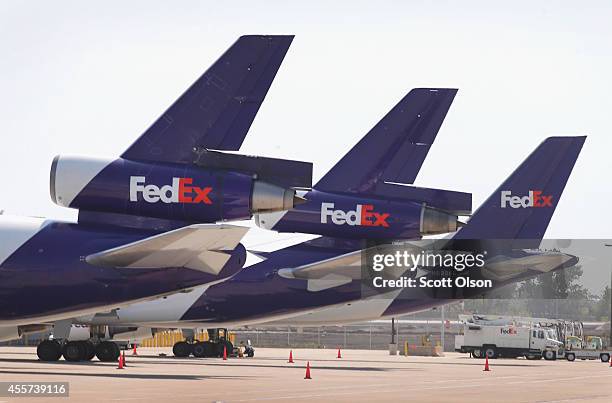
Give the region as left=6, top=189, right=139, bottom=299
left=455, top=319, right=564, bottom=360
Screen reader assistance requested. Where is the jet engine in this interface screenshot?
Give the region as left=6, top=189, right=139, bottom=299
left=50, top=155, right=307, bottom=224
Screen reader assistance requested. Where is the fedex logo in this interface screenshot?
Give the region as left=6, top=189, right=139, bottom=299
left=129, top=176, right=212, bottom=204
left=500, top=327, right=518, bottom=335
left=320, top=202, right=390, bottom=227
left=500, top=190, right=553, bottom=209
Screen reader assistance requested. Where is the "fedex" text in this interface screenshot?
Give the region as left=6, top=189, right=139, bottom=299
left=129, top=176, right=212, bottom=204
left=500, top=190, right=552, bottom=208
left=320, top=202, right=390, bottom=227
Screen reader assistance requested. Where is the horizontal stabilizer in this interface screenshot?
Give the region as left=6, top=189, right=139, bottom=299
left=372, top=183, right=471, bottom=215
left=121, top=35, right=294, bottom=164
left=86, top=224, right=248, bottom=275
left=194, top=149, right=312, bottom=188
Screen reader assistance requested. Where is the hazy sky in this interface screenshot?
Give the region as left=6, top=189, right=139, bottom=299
left=1, top=0, right=611, bottom=242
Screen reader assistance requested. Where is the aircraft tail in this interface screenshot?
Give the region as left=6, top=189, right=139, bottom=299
left=314, top=88, right=457, bottom=194
left=454, top=136, right=585, bottom=241
left=121, top=35, right=294, bottom=164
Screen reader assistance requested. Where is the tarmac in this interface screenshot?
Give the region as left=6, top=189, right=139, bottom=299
left=0, top=347, right=611, bottom=402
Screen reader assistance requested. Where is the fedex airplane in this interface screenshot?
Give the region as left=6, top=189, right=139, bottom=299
left=75, top=135, right=584, bottom=360
left=261, top=136, right=586, bottom=327
left=69, top=86, right=478, bottom=357
left=0, top=35, right=312, bottom=362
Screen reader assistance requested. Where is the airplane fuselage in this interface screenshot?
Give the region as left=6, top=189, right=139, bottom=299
left=76, top=241, right=578, bottom=329
left=0, top=215, right=245, bottom=326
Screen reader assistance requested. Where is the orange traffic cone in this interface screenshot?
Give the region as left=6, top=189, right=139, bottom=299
left=288, top=350, right=294, bottom=363
left=132, top=344, right=138, bottom=356
left=337, top=348, right=342, bottom=359
left=483, top=355, right=490, bottom=371
left=609, top=356, right=612, bottom=367
left=223, top=345, right=227, bottom=360
left=304, top=361, right=312, bottom=379
left=117, top=354, right=124, bottom=369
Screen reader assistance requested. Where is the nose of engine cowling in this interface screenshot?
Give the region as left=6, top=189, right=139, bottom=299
left=251, top=181, right=306, bottom=214
left=420, top=206, right=461, bottom=235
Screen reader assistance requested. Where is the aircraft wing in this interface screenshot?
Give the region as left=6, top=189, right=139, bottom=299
left=86, top=224, right=248, bottom=275
left=482, top=252, right=577, bottom=282
left=278, top=250, right=363, bottom=292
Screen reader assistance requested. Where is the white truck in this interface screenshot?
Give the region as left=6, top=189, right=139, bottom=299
left=455, top=319, right=564, bottom=360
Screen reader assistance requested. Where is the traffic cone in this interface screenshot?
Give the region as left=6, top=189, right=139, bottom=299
left=483, top=355, right=490, bottom=372
left=337, top=348, right=342, bottom=359
left=304, top=361, right=312, bottom=379
left=132, top=344, right=138, bottom=356
left=223, top=345, right=227, bottom=360
left=288, top=350, right=294, bottom=363
left=609, top=356, right=612, bottom=367
left=117, top=354, right=124, bottom=369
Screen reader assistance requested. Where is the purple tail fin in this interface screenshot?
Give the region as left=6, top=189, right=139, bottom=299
left=121, top=35, right=294, bottom=164
left=315, top=88, right=457, bottom=193
left=455, top=136, right=585, bottom=241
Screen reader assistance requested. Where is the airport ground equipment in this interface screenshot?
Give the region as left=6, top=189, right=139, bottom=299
left=455, top=315, right=564, bottom=360
left=563, top=335, right=610, bottom=362
left=172, top=328, right=246, bottom=358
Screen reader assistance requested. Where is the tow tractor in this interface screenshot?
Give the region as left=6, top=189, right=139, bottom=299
left=173, top=328, right=254, bottom=358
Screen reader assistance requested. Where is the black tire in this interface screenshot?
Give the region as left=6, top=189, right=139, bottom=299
left=192, top=342, right=207, bottom=358
left=600, top=353, right=610, bottom=362
left=484, top=347, right=497, bottom=359
left=566, top=353, right=576, bottom=361
left=543, top=350, right=556, bottom=361
left=173, top=341, right=192, bottom=358
left=96, top=341, right=120, bottom=362
left=63, top=341, right=86, bottom=362
left=80, top=341, right=96, bottom=361
left=37, top=340, right=62, bottom=362
left=472, top=349, right=483, bottom=359
left=202, top=341, right=216, bottom=357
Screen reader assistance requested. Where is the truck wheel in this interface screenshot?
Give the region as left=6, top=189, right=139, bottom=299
left=472, top=349, right=482, bottom=359
left=37, top=340, right=62, bottom=361
left=63, top=341, right=85, bottom=362
left=81, top=341, right=96, bottom=361
left=566, top=353, right=576, bottom=361
left=543, top=350, right=556, bottom=361
left=95, top=341, right=120, bottom=362
left=192, top=342, right=206, bottom=358
left=173, top=341, right=192, bottom=358
left=600, top=353, right=610, bottom=362
left=199, top=341, right=215, bottom=357
left=484, top=348, right=497, bottom=359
